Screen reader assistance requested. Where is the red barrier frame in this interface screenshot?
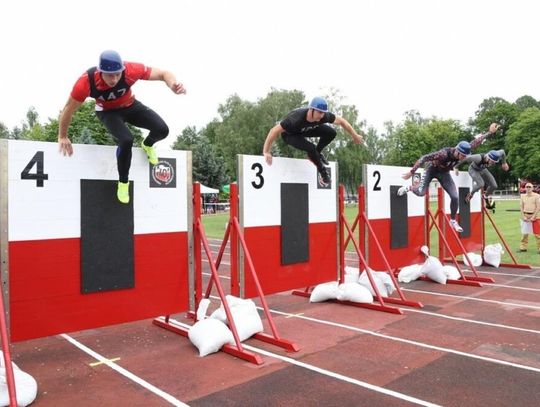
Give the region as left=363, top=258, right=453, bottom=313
left=155, top=183, right=298, bottom=365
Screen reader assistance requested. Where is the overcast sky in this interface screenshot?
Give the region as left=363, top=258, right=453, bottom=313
left=2, top=0, right=539, bottom=146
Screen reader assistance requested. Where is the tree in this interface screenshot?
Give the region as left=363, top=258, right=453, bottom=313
left=0, top=122, right=9, bottom=139
left=172, top=126, right=229, bottom=188
left=506, top=107, right=540, bottom=182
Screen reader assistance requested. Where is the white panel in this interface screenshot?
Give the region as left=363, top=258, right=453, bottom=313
left=444, top=171, right=481, bottom=213
left=365, top=164, right=425, bottom=219
left=7, top=140, right=189, bottom=241
left=240, top=155, right=336, bottom=227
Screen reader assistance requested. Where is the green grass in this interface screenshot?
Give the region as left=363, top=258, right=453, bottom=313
left=201, top=199, right=539, bottom=267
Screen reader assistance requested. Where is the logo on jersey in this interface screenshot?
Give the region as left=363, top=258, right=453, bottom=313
left=150, top=158, right=176, bottom=188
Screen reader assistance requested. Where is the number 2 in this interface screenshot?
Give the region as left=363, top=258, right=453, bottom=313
left=372, top=170, right=381, bottom=191
left=21, top=151, right=49, bottom=187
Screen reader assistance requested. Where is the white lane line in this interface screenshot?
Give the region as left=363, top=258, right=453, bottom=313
left=202, top=259, right=231, bottom=266
left=202, top=272, right=231, bottom=280
left=60, top=334, right=189, bottom=407
left=402, top=308, right=540, bottom=335
left=206, top=294, right=540, bottom=373
left=259, top=308, right=540, bottom=374
left=402, top=289, right=540, bottom=310
left=464, top=270, right=540, bottom=280
left=166, top=318, right=440, bottom=407
left=487, top=283, right=540, bottom=292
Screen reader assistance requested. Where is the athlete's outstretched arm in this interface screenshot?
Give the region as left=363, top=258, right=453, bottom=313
left=57, top=96, right=83, bottom=156
left=334, top=116, right=363, bottom=144
left=148, top=67, right=186, bottom=95
left=262, top=123, right=284, bottom=165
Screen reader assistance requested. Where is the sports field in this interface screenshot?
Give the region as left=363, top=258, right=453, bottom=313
left=202, top=198, right=539, bottom=267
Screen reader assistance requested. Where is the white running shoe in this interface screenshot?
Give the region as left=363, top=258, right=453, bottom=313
left=397, top=186, right=409, bottom=196
left=450, top=219, right=463, bottom=233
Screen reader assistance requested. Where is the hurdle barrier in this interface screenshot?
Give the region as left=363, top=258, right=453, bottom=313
left=154, top=182, right=298, bottom=365
left=339, top=185, right=423, bottom=314
left=361, top=164, right=490, bottom=287
left=438, top=169, right=529, bottom=271
left=237, top=155, right=339, bottom=297
left=0, top=140, right=193, bottom=342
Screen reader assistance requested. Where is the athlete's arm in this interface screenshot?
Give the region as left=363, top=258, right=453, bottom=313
left=262, top=123, right=284, bottom=165
left=148, top=67, right=186, bottom=95
left=57, top=96, right=83, bottom=156
left=334, top=116, right=363, bottom=144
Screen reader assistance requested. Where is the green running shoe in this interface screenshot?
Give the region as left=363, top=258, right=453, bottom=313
left=117, top=181, right=130, bottom=204
left=141, top=141, right=158, bottom=165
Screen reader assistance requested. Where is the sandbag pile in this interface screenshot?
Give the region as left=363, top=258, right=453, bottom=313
left=0, top=355, right=37, bottom=407
left=188, top=296, right=264, bottom=357
left=309, top=266, right=400, bottom=303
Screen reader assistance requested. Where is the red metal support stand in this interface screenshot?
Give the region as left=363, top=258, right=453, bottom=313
left=428, top=188, right=493, bottom=285
left=0, top=275, right=18, bottom=406
left=481, top=202, right=531, bottom=269
left=155, top=183, right=298, bottom=365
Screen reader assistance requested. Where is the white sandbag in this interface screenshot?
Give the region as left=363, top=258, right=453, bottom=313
left=442, top=265, right=461, bottom=280
left=196, top=298, right=211, bottom=321
left=358, top=271, right=388, bottom=297
left=188, top=318, right=234, bottom=357
left=337, top=283, right=373, bottom=303
left=463, top=252, right=483, bottom=267
left=420, top=256, right=446, bottom=284
left=0, top=357, right=38, bottom=407
left=520, top=219, right=533, bottom=235
left=398, top=264, right=423, bottom=283
left=483, top=243, right=504, bottom=268
left=209, top=295, right=263, bottom=341
left=344, top=266, right=360, bottom=283
left=373, top=271, right=397, bottom=295
left=309, top=281, right=339, bottom=303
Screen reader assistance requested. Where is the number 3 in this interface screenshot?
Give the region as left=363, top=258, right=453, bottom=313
left=251, top=163, right=264, bottom=189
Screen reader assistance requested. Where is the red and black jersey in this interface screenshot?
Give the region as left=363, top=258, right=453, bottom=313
left=70, top=62, right=152, bottom=111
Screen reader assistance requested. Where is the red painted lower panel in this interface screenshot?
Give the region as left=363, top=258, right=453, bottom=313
left=444, top=212, right=483, bottom=255
left=367, top=216, right=426, bottom=270
left=9, top=232, right=189, bottom=342
left=242, top=223, right=337, bottom=298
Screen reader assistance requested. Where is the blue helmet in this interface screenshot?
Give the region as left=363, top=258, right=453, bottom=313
left=308, top=96, right=328, bottom=113
left=99, top=50, right=125, bottom=73
left=487, top=150, right=501, bottom=163
left=455, top=141, right=471, bottom=155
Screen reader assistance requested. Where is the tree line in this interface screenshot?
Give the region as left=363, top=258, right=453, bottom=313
left=2, top=90, right=539, bottom=192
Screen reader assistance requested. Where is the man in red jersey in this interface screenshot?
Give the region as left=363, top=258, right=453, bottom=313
left=57, top=50, right=186, bottom=204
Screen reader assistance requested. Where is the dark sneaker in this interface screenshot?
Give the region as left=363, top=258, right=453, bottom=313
left=318, top=166, right=331, bottom=185
left=319, top=152, right=329, bottom=166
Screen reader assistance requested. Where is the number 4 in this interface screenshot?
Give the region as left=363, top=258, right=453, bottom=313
left=21, top=151, right=49, bottom=187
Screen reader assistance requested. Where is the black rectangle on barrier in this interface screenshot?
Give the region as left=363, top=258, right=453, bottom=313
left=81, top=180, right=134, bottom=293
left=459, top=187, right=471, bottom=238
left=390, top=185, right=408, bottom=249
left=281, top=183, right=309, bottom=265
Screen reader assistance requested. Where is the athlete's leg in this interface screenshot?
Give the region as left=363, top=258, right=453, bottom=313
left=124, top=101, right=169, bottom=146
left=468, top=167, right=485, bottom=195
left=437, top=172, right=459, bottom=219
left=480, top=169, right=497, bottom=196
left=408, top=166, right=436, bottom=197
left=282, top=133, right=323, bottom=170
left=96, top=110, right=133, bottom=183
left=282, top=133, right=330, bottom=183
